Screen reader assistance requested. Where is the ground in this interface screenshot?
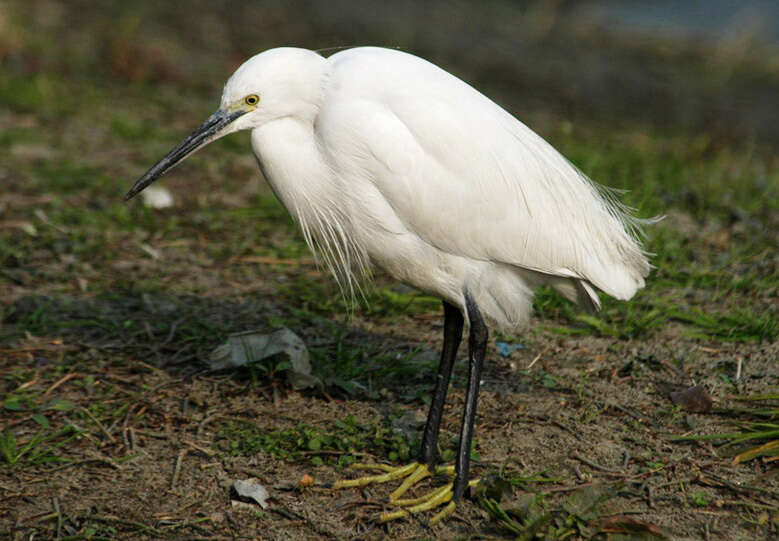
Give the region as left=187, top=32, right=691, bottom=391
left=1, top=2, right=777, bottom=540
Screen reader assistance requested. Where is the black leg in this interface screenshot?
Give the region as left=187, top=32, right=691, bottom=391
left=453, top=291, right=488, bottom=501
left=419, top=301, right=464, bottom=469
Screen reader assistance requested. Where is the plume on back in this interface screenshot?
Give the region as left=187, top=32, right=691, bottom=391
left=321, top=47, right=652, bottom=321
left=486, top=111, right=653, bottom=303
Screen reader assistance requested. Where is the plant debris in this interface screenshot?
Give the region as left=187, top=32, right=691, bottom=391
left=231, top=478, right=271, bottom=509
left=209, top=328, right=322, bottom=390
left=669, top=385, right=713, bottom=413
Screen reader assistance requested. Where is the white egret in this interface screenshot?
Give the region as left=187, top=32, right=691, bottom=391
left=125, top=46, right=652, bottom=523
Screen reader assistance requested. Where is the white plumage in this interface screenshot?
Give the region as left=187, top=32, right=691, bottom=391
left=227, top=47, right=650, bottom=330
left=126, top=45, right=654, bottom=519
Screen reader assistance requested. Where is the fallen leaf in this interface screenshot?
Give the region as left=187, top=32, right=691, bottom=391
left=209, top=328, right=321, bottom=390
left=231, top=478, right=270, bottom=509
left=669, top=385, right=713, bottom=413
left=732, top=440, right=779, bottom=465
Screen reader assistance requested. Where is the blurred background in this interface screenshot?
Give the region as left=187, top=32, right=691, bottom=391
left=1, top=0, right=778, bottom=343
left=1, top=0, right=777, bottom=338
left=2, top=0, right=778, bottom=141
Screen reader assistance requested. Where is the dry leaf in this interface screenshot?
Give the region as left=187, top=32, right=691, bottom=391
left=669, top=385, right=713, bottom=413
left=231, top=478, right=270, bottom=509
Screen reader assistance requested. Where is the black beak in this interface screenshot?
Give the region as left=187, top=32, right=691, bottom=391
left=124, top=108, right=246, bottom=201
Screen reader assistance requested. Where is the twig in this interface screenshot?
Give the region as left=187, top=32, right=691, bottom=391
left=553, top=420, right=583, bottom=442
left=44, top=372, right=82, bottom=396
left=123, top=427, right=135, bottom=450
left=697, top=346, right=721, bottom=354
left=133, top=429, right=169, bottom=439
left=719, top=499, right=777, bottom=510
left=197, top=413, right=220, bottom=437
left=160, top=516, right=213, bottom=532
left=610, top=403, right=644, bottom=421
left=527, top=352, right=542, bottom=369
left=699, top=473, right=779, bottom=498
left=171, top=449, right=189, bottom=490
left=136, top=360, right=168, bottom=376
left=46, top=456, right=120, bottom=473
left=182, top=439, right=216, bottom=458
left=87, top=514, right=164, bottom=536
left=80, top=407, right=116, bottom=443
left=271, top=506, right=306, bottom=520
left=15, top=375, right=40, bottom=391
left=33, top=512, right=60, bottom=523
left=570, top=451, right=619, bottom=473
left=53, top=497, right=62, bottom=538
left=543, top=482, right=595, bottom=493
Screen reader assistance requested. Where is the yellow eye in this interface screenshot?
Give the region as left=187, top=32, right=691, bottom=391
left=245, top=94, right=259, bottom=106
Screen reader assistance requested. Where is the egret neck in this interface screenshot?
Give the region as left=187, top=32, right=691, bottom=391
left=252, top=116, right=362, bottom=293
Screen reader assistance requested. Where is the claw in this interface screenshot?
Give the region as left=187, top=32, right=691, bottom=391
left=391, top=481, right=451, bottom=507
left=332, top=461, right=479, bottom=525
left=379, top=478, right=479, bottom=523
left=430, top=501, right=456, bottom=525
left=380, top=483, right=452, bottom=521
left=389, top=463, right=431, bottom=501
left=331, top=462, right=419, bottom=489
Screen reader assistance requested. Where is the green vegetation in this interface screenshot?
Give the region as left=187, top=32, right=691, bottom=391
left=3, top=119, right=776, bottom=344
left=310, top=327, right=437, bottom=400
left=0, top=20, right=775, bottom=345
left=216, top=415, right=417, bottom=467
left=672, top=393, right=779, bottom=464
left=0, top=425, right=79, bottom=468
left=478, top=482, right=669, bottom=539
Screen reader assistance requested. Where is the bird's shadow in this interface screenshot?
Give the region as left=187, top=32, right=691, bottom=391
left=2, top=292, right=442, bottom=402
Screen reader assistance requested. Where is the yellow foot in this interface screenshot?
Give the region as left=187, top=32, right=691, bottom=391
left=332, top=462, right=479, bottom=525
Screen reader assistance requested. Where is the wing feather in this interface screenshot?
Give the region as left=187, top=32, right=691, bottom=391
left=324, top=47, right=651, bottom=301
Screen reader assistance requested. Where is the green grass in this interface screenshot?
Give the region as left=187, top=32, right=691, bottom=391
left=672, top=393, right=779, bottom=465
left=1, top=56, right=775, bottom=344
left=309, top=325, right=437, bottom=400
left=668, top=307, right=777, bottom=342
left=216, top=414, right=417, bottom=467
left=1, top=366, right=124, bottom=469
left=0, top=424, right=81, bottom=468
left=2, top=53, right=775, bottom=345
left=478, top=481, right=669, bottom=540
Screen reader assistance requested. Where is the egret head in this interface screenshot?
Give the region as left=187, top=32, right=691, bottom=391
left=124, top=47, right=327, bottom=200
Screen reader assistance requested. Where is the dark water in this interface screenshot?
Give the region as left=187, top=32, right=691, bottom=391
left=577, top=0, right=779, bottom=43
